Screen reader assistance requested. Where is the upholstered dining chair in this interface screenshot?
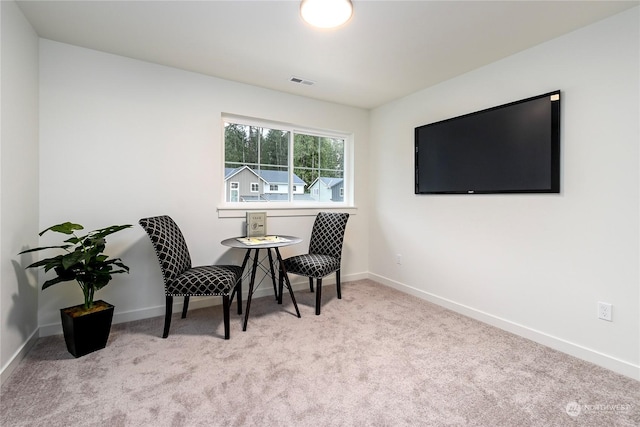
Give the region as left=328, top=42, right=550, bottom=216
left=139, top=215, right=243, bottom=339
left=280, top=212, right=349, bottom=315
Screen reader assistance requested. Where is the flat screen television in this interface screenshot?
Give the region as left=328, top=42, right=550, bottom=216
left=415, top=90, right=560, bottom=194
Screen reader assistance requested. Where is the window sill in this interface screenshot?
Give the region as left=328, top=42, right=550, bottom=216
left=217, top=204, right=357, bottom=218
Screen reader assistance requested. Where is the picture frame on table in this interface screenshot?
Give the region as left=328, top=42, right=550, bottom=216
left=246, top=211, right=266, bottom=237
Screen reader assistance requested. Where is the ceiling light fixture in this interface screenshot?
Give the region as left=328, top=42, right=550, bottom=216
left=300, top=0, right=353, bottom=29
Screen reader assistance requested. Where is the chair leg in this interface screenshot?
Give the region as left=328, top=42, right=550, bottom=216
left=315, top=278, right=322, bottom=315
left=309, top=277, right=314, bottom=292
left=336, top=269, right=342, bottom=299
left=182, top=296, right=190, bottom=318
left=163, top=295, right=173, bottom=338
left=223, top=295, right=230, bottom=340
left=230, top=278, right=243, bottom=315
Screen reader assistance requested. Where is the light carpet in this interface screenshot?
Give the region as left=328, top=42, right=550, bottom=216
left=1, top=280, right=638, bottom=426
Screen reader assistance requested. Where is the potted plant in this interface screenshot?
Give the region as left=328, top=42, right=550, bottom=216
left=20, top=222, right=131, bottom=357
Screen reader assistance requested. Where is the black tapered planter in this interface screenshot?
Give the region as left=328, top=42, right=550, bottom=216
left=60, top=300, right=114, bottom=358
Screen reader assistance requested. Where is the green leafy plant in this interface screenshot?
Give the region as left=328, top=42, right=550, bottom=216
left=20, top=222, right=131, bottom=310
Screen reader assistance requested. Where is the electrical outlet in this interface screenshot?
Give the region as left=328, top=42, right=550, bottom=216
left=598, top=302, right=612, bottom=321
left=396, top=254, right=402, bottom=265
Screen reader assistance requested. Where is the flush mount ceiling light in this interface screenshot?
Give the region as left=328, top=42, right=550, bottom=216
left=300, top=0, right=353, bottom=29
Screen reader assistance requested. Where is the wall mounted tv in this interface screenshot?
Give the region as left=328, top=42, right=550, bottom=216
left=415, top=90, right=560, bottom=194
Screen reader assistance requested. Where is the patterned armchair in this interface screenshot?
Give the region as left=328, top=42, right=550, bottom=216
left=280, top=212, right=349, bottom=315
left=139, top=215, right=243, bottom=339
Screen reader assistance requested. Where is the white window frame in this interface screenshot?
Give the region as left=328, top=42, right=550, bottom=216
left=220, top=114, right=354, bottom=216
left=250, top=182, right=259, bottom=193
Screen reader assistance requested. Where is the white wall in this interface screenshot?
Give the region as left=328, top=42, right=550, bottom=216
left=369, top=7, right=639, bottom=379
left=37, top=40, right=370, bottom=332
left=0, top=0, right=40, bottom=382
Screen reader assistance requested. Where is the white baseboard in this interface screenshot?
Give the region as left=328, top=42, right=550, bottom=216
left=369, top=273, right=640, bottom=381
left=37, top=274, right=354, bottom=337
left=0, top=329, right=39, bottom=386
left=341, top=271, right=370, bottom=283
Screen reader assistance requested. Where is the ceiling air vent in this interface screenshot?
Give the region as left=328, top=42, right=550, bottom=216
left=290, top=76, right=315, bottom=86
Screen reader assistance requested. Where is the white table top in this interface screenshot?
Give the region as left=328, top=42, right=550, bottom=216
left=220, top=235, right=302, bottom=249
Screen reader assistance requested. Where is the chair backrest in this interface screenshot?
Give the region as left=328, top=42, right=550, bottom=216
left=139, top=215, right=192, bottom=285
left=308, top=212, right=350, bottom=260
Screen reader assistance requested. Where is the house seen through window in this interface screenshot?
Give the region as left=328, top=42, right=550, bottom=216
left=224, top=117, right=347, bottom=204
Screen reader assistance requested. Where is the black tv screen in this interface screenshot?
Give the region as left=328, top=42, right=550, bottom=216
left=415, top=91, right=560, bottom=194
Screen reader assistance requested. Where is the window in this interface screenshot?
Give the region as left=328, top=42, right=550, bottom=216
left=223, top=116, right=348, bottom=206
left=230, top=182, right=239, bottom=202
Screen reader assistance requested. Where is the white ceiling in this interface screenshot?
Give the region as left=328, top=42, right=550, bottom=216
left=16, top=0, right=639, bottom=109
